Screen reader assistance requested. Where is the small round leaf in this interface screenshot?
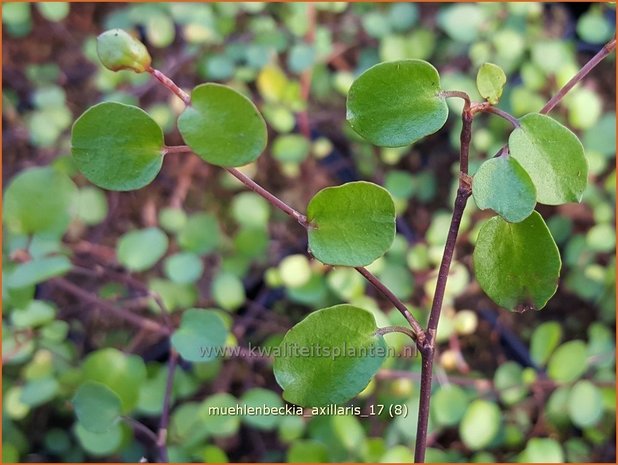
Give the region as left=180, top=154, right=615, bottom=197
left=307, top=181, right=396, bottom=267
left=178, top=84, right=267, bottom=167
left=117, top=227, right=168, bottom=272
left=472, top=156, right=536, bottom=223
left=508, top=113, right=588, bottom=205
left=547, top=340, right=588, bottom=383
left=73, top=382, right=122, bottom=433
left=568, top=380, right=603, bottom=428
left=476, top=63, right=507, bottom=105
left=459, top=400, right=502, bottom=450
left=473, top=211, right=561, bottom=312
left=273, top=304, right=387, bottom=407
left=346, top=60, right=448, bottom=147
left=530, top=321, right=562, bottom=367
left=3, top=167, right=77, bottom=235
left=71, top=102, right=164, bottom=191
left=171, top=309, right=228, bottom=362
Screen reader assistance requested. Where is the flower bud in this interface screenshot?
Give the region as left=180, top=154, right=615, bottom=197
left=96, top=29, right=151, bottom=73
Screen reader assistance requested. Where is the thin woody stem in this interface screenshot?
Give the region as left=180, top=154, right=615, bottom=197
left=355, top=266, right=425, bottom=344
left=157, top=349, right=178, bottom=463
left=147, top=67, right=191, bottom=105
left=164, top=145, right=309, bottom=227
left=541, top=37, right=616, bottom=114
left=374, top=325, right=418, bottom=341
left=477, top=105, right=520, bottom=128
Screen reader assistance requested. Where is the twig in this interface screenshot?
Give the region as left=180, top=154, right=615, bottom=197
left=122, top=416, right=159, bottom=446
left=476, top=105, right=520, bottom=128
left=374, top=325, right=418, bottom=341
left=354, top=266, right=425, bottom=344
left=147, top=67, right=191, bottom=105
left=157, top=349, right=178, bottom=463
left=52, top=278, right=170, bottom=336
left=414, top=102, right=474, bottom=462
left=541, top=37, right=616, bottom=114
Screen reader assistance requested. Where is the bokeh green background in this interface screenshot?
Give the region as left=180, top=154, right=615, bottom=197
left=2, top=2, right=616, bottom=463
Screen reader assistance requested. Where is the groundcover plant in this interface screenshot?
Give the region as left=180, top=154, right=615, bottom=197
left=2, top=2, right=616, bottom=463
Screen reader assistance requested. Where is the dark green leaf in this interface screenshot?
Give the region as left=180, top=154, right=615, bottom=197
left=178, top=84, right=267, bottom=167
left=509, top=113, right=587, bottom=205
left=273, top=304, right=387, bottom=406
left=346, top=60, right=448, bottom=147
left=171, top=309, right=228, bottom=362
left=72, top=102, right=164, bottom=191
left=474, top=211, right=561, bottom=312
left=307, top=181, right=396, bottom=266
left=73, top=382, right=122, bottom=433
left=472, top=156, right=536, bottom=223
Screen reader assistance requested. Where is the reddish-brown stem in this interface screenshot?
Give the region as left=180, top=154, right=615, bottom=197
left=147, top=67, right=191, bottom=105
left=157, top=349, right=178, bottom=463
left=122, top=416, right=159, bottom=446
left=52, top=278, right=170, bottom=336
left=477, top=105, right=520, bottom=128
left=415, top=187, right=470, bottom=463
left=164, top=145, right=310, bottom=227
left=541, top=37, right=616, bottom=114
left=355, top=266, right=425, bottom=344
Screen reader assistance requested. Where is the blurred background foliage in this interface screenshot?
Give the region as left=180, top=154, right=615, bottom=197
left=2, top=2, right=616, bottom=463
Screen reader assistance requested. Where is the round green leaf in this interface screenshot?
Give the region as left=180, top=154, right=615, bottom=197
left=459, top=400, right=502, bottom=450
left=117, top=227, right=168, bottom=272
left=199, top=393, right=241, bottom=437
left=519, top=438, right=564, bottom=463
left=163, top=252, right=204, bottom=284
left=73, top=381, right=121, bottom=433
left=240, top=388, right=284, bottom=430
left=287, top=440, right=328, bottom=462
left=307, top=181, right=396, bottom=267
left=211, top=272, right=245, bottom=313
left=171, top=309, right=228, bottom=362
left=494, top=361, right=528, bottom=405
left=71, top=102, right=164, bottom=191
left=178, top=84, right=267, bottom=167
left=177, top=213, right=220, bottom=254
left=346, top=60, right=448, bottom=147
left=82, top=348, right=147, bottom=413
left=74, top=423, right=123, bottom=457
left=547, top=340, right=588, bottom=383
left=3, top=166, right=77, bottom=235
left=472, top=156, right=536, bottom=223
left=6, top=256, right=72, bottom=289
left=473, top=211, right=561, bottom=312
left=431, top=385, right=468, bottom=427
left=476, top=62, right=507, bottom=105
left=273, top=304, right=387, bottom=407
left=11, top=300, right=56, bottom=328
left=568, top=380, right=603, bottom=428
left=530, top=321, right=562, bottom=366
left=508, top=113, right=588, bottom=205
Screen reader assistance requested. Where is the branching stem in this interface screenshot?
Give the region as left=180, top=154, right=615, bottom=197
left=355, top=266, right=424, bottom=343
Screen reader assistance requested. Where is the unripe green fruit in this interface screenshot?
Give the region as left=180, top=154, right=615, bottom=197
left=96, top=29, right=151, bottom=73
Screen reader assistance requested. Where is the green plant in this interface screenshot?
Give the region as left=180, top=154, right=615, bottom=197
left=61, top=27, right=616, bottom=462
